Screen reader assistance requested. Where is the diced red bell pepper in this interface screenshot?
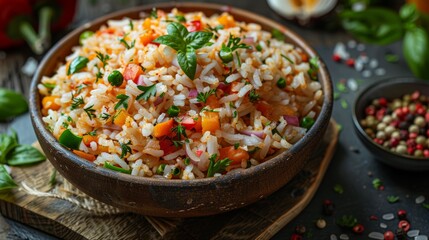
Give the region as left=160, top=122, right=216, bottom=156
left=186, top=20, right=202, bottom=32
left=123, top=63, right=144, bottom=83
left=0, top=0, right=33, bottom=49
left=159, top=137, right=179, bottom=156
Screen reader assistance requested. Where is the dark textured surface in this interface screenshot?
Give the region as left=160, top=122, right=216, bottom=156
left=1, top=0, right=429, bottom=239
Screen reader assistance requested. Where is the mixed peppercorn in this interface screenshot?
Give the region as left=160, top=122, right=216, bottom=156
left=360, top=91, right=429, bottom=158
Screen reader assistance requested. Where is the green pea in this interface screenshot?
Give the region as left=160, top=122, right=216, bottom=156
left=276, top=77, right=286, bottom=89
left=108, top=70, right=124, bottom=87
left=300, top=117, right=315, bottom=130
left=256, top=44, right=262, bottom=51
left=156, top=164, right=166, bottom=175
left=219, top=47, right=233, bottom=63
left=167, top=105, right=180, bottom=117
left=79, top=31, right=94, bottom=45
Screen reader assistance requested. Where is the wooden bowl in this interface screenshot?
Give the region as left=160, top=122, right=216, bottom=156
left=353, top=77, right=429, bottom=171
left=29, top=2, right=333, bottom=217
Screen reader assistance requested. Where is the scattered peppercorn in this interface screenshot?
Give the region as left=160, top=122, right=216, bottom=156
left=384, top=230, right=395, bottom=240
left=315, top=218, right=326, bottom=229
left=352, top=223, right=365, bottom=234
left=398, top=220, right=410, bottom=232
left=397, top=209, right=407, bottom=220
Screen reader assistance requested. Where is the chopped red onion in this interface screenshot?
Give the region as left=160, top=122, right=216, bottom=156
left=242, top=37, right=255, bottom=45
left=283, top=115, right=299, bottom=126
left=154, top=96, right=163, bottom=106
left=137, top=75, right=146, bottom=86
left=188, top=89, right=198, bottom=98
left=217, top=82, right=228, bottom=91
left=239, top=129, right=265, bottom=139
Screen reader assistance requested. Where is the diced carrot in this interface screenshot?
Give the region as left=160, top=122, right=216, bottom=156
left=123, top=63, right=144, bottom=83
left=113, top=110, right=128, bottom=126
left=96, top=145, right=109, bottom=154
left=218, top=13, right=236, bottom=28
left=219, top=146, right=250, bottom=165
left=42, top=96, right=61, bottom=110
left=206, top=95, right=221, bottom=109
left=202, top=112, right=220, bottom=134
left=96, top=28, right=115, bottom=36
left=143, top=18, right=152, bottom=30
left=153, top=119, right=174, bottom=138
left=255, top=101, right=274, bottom=120
left=83, top=135, right=98, bottom=147
left=140, top=32, right=155, bottom=46
left=73, top=150, right=96, bottom=161
left=299, top=52, right=309, bottom=62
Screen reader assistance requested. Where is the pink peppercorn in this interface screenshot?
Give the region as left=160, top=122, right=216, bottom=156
left=397, top=209, right=407, bottom=219
left=290, top=233, right=302, bottom=240
left=384, top=231, right=395, bottom=240
left=352, top=224, right=365, bottom=234
left=379, top=97, right=387, bottom=107
left=332, top=54, right=341, bottom=62
left=398, top=220, right=410, bottom=232
left=424, top=149, right=429, bottom=157
left=346, top=58, right=355, bottom=67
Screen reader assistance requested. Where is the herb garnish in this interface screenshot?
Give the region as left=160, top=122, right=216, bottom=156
left=0, top=88, right=28, bottom=121
left=150, top=8, right=158, bottom=19
left=136, top=84, right=157, bottom=101
left=271, top=29, right=285, bottom=41
left=68, top=56, right=89, bottom=75
left=249, top=89, right=260, bottom=102
left=175, top=15, right=186, bottom=22
left=119, top=35, right=136, bottom=49
left=100, top=113, right=111, bottom=120
left=115, top=94, right=130, bottom=110
left=308, top=57, right=319, bottom=80
left=333, top=184, right=344, bottom=194
left=281, top=54, right=294, bottom=64
left=172, top=124, right=187, bottom=141
left=76, top=84, right=87, bottom=94
left=387, top=195, right=400, bottom=203
left=206, top=153, right=232, bottom=177
left=153, top=22, right=213, bottom=79
left=372, top=178, right=383, bottom=190
left=71, top=95, right=84, bottom=110
left=129, top=19, right=134, bottom=30
left=120, top=141, right=132, bottom=159
left=96, top=51, right=111, bottom=68
left=196, top=89, right=216, bottom=103
left=84, top=105, right=96, bottom=120
left=336, top=215, right=358, bottom=228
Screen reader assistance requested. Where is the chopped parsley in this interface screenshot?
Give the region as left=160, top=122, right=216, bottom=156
left=76, top=84, right=88, bottom=94
left=308, top=56, right=319, bottom=80
left=249, top=89, right=260, bottom=102
left=172, top=124, right=187, bottom=141
left=387, top=195, right=400, bottom=203
left=100, top=113, right=111, bottom=120
left=184, top=157, right=190, bottom=165
left=120, top=141, right=132, bottom=159
left=88, top=129, right=97, bottom=136
left=115, top=94, right=130, bottom=110
left=197, top=89, right=216, bottom=103
left=136, top=84, right=157, bottom=101
left=234, top=143, right=240, bottom=149
left=129, top=19, right=134, bottom=30
left=150, top=8, right=158, bottom=19
left=336, top=215, right=358, bottom=228
left=281, top=54, right=294, bottom=64
left=119, top=35, right=136, bottom=49
left=372, top=178, right=383, bottom=190
left=207, top=153, right=232, bottom=177
left=71, top=95, right=84, bottom=110
left=271, top=29, right=285, bottom=41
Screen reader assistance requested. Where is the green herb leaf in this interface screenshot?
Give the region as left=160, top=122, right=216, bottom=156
left=100, top=113, right=111, bottom=120
left=387, top=195, right=400, bottom=203
left=206, top=154, right=232, bottom=177
left=6, top=145, right=46, bottom=166
left=301, top=116, right=315, bottom=130
left=68, top=56, right=89, bottom=75
left=372, top=178, right=383, bottom=189
left=249, top=89, right=260, bottom=102
left=172, top=124, right=187, bottom=141
left=71, top=95, right=84, bottom=110
left=340, top=8, right=403, bottom=45
left=336, top=215, right=358, bottom=228
left=150, top=8, right=158, bottom=19
left=43, top=83, right=56, bottom=90
left=96, top=51, right=110, bottom=68
left=79, top=31, right=94, bottom=45
left=115, top=94, right=130, bottom=110
left=403, top=26, right=429, bottom=79
left=120, top=141, right=132, bottom=159
left=271, top=29, right=285, bottom=41
left=167, top=22, right=189, bottom=40
left=156, top=164, right=166, bottom=174
left=281, top=54, right=294, bottom=64
left=129, top=19, right=134, bottom=30
left=177, top=49, right=197, bottom=80
left=175, top=15, right=186, bottom=22
left=400, top=4, right=418, bottom=24
left=136, top=84, right=157, bottom=101
left=0, top=132, right=19, bottom=164
left=49, top=170, right=57, bottom=185
left=197, top=89, right=216, bottom=103
left=153, top=35, right=186, bottom=52
left=385, top=53, right=399, bottom=63
left=423, top=203, right=429, bottom=210
left=104, top=162, right=131, bottom=174
left=186, top=31, right=214, bottom=49
left=0, top=165, right=18, bottom=191
left=333, top=184, right=344, bottom=194
left=0, top=88, right=28, bottom=121
left=340, top=99, right=348, bottom=109
left=84, top=105, right=96, bottom=120
left=59, top=129, right=82, bottom=150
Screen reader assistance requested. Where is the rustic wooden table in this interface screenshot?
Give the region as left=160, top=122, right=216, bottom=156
left=1, top=0, right=428, bottom=239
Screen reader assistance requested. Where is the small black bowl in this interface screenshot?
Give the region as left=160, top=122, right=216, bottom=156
left=352, top=77, right=429, bottom=171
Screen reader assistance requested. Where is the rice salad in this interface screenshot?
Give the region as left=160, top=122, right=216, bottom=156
left=38, top=9, right=324, bottom=180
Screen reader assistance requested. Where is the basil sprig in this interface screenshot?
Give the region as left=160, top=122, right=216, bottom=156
left=68, top=56, right=89, bottom=75
left=0, top=88, right=28, bottom=121
left=154, top=22, right=213, bottom=80
left=339, top=4, right=429, bottom=79
left=0, top=165, right=17, bottom=191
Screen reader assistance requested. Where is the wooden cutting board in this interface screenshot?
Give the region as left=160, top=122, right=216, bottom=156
left=0, top=120, right=338, bottom=240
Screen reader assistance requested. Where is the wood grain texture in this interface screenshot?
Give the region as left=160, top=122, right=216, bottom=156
left=0, top=120, right=338, bottom=240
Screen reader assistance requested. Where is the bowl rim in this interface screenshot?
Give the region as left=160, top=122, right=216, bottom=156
left=29, top=2, right=333, bottom=187
left=352, top=76, right=429, bottom=161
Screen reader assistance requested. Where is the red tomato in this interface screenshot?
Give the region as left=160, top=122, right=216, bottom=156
left=181, top=117, right=197, bottom=130
left=123, top=63, right=143, bottom=83
left=186, top=20, right=202, bottom=32
left=159, top=138, right=178, bottom=156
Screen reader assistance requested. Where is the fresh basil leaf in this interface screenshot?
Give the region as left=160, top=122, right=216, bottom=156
left=0, top=165, right=17, bottom=191
left=186, top=31, right=213, bottom=49
left=400, top=4, right=418, bottom=24
left=0, top=133, right=19, bottom=164
left=68, top=56, right=89, bottom=75
left=153, top=35, right=186, bottom=52
left=340, top=8, right=403, bottom=45
left=0, top=88, right=28, bottom=121
left=6, top=145, right=46, bottom=166
left=403, top=26, right=429, bottom=79
left=167, top=22, right=189, bottom=40
left=177, top=49, right=197, bottom=80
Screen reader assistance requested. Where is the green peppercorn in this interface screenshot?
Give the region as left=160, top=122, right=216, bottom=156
left=301, top=116, right=315, bottom=130
left=156, top=164, right=166, bottom=175
left=108, top=70, right=124, bottom=86
left=79, top=31, right=94, bottom=45
left=167, top=105, right=180, bottom=117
